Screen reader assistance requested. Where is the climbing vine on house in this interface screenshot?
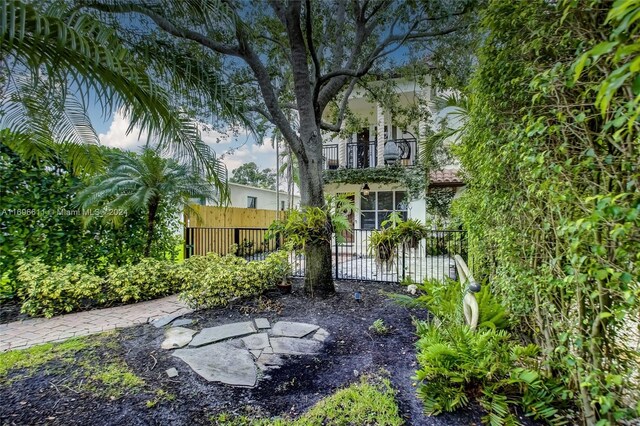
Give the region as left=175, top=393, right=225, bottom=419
left=323, top=166, right=426, bottom=199
left=450, top=0, right=640, bottom=424
left=425, top=187, right=455, bottom=220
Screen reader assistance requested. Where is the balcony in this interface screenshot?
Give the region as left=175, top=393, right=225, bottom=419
left=322, top=144, right=339, bottom=170
left=321, top=138, right=418, bottom=170
left=347, top=141, right=377, bottom=169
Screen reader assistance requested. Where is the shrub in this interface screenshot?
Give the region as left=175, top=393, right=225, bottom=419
left=17, top=258, right=105, bottom=318
left=391, top=277, right=509, bottom=330
left=179, top=251, right=288, bottom=309
left=401, top=277, right=566, bottom=424
left=105, top=258, right=184, bottom=303
left=415, top=323, right=565, bottom=425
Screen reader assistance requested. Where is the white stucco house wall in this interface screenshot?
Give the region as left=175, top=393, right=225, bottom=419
left=226, top=182, right=300, bottom=211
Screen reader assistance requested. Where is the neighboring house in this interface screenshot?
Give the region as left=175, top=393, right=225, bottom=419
left=226, top=182, right=300, bottom=211
left=322, top=78, right=463, bottom=230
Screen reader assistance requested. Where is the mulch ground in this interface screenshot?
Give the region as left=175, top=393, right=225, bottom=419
left=1, top=280, right=490, bottom=426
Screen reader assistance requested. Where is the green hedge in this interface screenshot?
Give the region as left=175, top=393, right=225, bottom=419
left=15, top=251, right=290, bottom=318
left=179, top=250, right=289, bottom=309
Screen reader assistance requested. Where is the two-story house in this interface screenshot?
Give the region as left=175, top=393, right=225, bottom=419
left=321, top=78, right=463, bottom=232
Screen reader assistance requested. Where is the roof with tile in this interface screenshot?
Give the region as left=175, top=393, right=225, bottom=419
left=429, top=168, right=464, bottom=187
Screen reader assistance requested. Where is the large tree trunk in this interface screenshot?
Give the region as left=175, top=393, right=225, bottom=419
left=296, top=124, right=335, bottom=296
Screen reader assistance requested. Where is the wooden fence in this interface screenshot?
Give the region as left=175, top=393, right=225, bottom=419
left=184, top=205, right=281, bottom=228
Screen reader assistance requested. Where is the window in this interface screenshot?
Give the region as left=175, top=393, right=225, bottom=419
left=360, top=191, right=408, bottom=230
left=247, top=196, right=257, bottom=209
left=280, top=200, right=285, bottom=211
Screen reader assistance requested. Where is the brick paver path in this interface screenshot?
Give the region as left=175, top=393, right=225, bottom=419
left=0, top=295, right=192, bottom=352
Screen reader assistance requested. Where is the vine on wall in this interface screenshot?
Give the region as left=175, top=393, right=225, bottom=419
left=323, top=166, right=426, bottom=199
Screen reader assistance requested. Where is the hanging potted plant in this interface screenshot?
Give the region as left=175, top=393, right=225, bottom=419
left=396, top=219, right=428, bottom=249
left=369, top=228, right=399, bottom=265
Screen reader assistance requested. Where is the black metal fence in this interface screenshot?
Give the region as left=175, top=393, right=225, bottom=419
left=185, top=226, right=467, bottom=284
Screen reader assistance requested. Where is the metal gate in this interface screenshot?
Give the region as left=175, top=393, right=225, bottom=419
left=184, top=227, right=467, bottom=283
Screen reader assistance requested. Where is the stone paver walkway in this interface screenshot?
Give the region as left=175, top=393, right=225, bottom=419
left=0, top=295, right=191, bottom=352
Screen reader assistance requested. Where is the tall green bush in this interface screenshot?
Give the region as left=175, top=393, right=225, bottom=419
left=451, top=0, right=640, bottom=423
left=0, top=141, right=181, bottom=300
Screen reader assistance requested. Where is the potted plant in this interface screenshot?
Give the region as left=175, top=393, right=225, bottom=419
left=396, top=219, right=428, bottom=249
left=369, top=229, right=399, bottom=265
left=265, top=249, right=293, bottom=294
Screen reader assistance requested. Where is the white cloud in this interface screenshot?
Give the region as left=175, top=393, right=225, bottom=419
left=98, top=111, right=148, bottom=151
left=99, top=113, right=279, bottom=173
left=219, top=140, right=278, bottom=172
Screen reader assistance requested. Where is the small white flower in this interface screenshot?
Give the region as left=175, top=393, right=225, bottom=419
left=406, top=284, right=418, bottom=295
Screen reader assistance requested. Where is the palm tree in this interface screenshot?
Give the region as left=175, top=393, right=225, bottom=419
left=0, top=0, right=240, bottom=178
left=419, top=93, right=469, bottom=174
left=76, top=148, right=220, bottom=257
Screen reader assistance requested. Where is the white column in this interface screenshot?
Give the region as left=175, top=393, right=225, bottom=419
left=418, top=88, right=432, bottom=140
left=338, top=137, right=347, bottom=168
left=376, top=103, right=385, bottom=167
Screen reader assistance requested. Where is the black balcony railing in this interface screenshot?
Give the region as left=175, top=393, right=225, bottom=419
left=347, top=141, right=377, bottom=169
left=384, top=138, right=418, bottom=167
left=322, top=144, right=339, bottom=170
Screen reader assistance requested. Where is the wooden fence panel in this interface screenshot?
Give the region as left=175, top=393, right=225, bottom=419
left=185, top=205, right=280, bottom=228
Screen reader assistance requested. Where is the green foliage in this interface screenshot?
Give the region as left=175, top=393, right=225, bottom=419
left=267, top=194, right=355, bottom=249
left=0, top=0, right=240, bottom=173
left=393, top=277, right=509, bottom=330
left=14, top=256, right=188, bottom=318
left=106, top=258, right=185, bottom=303
left=369, top=319, right=392, bottom=335
left=369, top=228, right=399, bottom=264
left=415, top=324, right=565, bottom=425
left=0, top=337, right=90, bottom=377
left=230, top=161, right=276, bottom=190
left=448, top=0, right=640, bottom=422
left=90, top=363, right=145, bottom=398
left=0, top=332, right=153, bottom=400
left=404, top=278, right=562, bottom=425
left=212, top=374, right=403, bottom=426
left=17, top=258, right=105, bottom=318
left=0, top=142, right=182, bottom=301
left=369, top=214, right=431, bottom=264
left=323, top=165, right=426, bottom=199
left=76, top=148, right=220, bottom=257
left=179, top=250, right=289, bottom=309
left=425, top=187, right=456, bottom=220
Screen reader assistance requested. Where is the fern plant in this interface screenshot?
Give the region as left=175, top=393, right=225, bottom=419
left=397, top=277, right=566, bottom=424
left=415, top=323, right=566, bottom=425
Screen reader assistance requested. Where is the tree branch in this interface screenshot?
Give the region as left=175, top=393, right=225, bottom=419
left=305, top=0, right=321, bottom=85
left=319, top=77, right=358, bottom=132
left=81, top=2, right=241, bottom=56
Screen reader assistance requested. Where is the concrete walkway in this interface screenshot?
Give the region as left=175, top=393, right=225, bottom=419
left=0, top=295, right=192, bottom=352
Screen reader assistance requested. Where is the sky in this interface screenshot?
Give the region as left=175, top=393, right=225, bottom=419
left=96, top=111, right=279, bottom=175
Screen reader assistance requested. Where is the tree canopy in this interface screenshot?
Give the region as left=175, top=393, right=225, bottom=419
left=82, top=0, right=474, bottom=295
left=0, top=0, right=240, bottom=183
left=230, top=162, right=276, bottom=190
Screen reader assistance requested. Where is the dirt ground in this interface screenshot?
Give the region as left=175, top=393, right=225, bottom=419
left=1, top=280, right=492, bottom=425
